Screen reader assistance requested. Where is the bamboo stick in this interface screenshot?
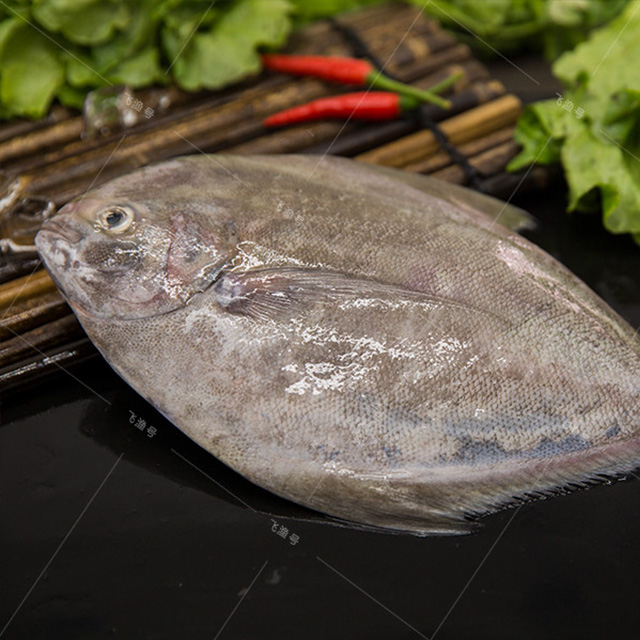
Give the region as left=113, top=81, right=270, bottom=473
left=356, top=94, right=522, bottom=167
left=0, top=256, right=42, bottom=286
left=0, top=313, right=83, bottom=367
left=0, top=270, right=56, bottom=310
left=0, top=105, right=73, bottom=145
left=0, top=289, right=68, bottom=340
left=431, top=140, right=521, bottom=183
left=405, top=126, right=515, bottom=174
left=0, top=337, right=95, bottom=389
left=0, top=118, right=84, bottom=165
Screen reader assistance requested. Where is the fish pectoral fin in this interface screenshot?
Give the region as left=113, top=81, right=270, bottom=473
left=213, top=267, right=497, bottom=323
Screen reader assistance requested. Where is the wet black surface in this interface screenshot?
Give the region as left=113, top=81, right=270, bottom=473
left=2, top=60, right=640, bottom=639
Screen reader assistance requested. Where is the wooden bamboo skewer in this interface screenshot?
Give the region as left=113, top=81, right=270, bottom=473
left=0, top=337, right=95, bottom=390
left=0, top=256, right=43, bottom=286
left=0, top=105, right=73, bottom=146
left=0, top=270, right=57, bottom=310
left=404, top=125, right=515, bottom=173
left=0, top=289, right=68, bottom=340
left=432, top=140, right=521, bottom=184
left=0, top=314, right=83, bottom=367
left=356, top=94, right=522, bottom=167
left=0, top=119, right=84, bottom=166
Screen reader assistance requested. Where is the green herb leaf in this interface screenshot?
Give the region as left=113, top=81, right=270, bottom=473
left=510, top=0, right=640, bottom=244
left=168, top=0, right=294, bottom=91
left=507, top=100, right=574, bottom=171
left=0, top=19, right=65, bottom=118
left=0, top=0, right=632, bottom=123
left=33, top=0, right=130, bottom=46
left=289, top=0, right=384, bottom=22
left=108, top=47, right=165, bottom=87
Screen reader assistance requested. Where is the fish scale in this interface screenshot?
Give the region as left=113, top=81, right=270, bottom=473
left=35, top=154, right=640, bottom=535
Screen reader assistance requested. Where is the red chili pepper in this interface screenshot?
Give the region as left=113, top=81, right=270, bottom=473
left=261, top=53, right=457, bottom=109
left=262, top=54, right=374, bottom=85
left=263, top=92, right=419, bottom=127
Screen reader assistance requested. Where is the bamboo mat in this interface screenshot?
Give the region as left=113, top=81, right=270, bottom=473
left=0, top=2, right=555, bottom=391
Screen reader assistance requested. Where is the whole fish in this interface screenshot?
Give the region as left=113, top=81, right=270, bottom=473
left=36, top=155, right=640, bottom=535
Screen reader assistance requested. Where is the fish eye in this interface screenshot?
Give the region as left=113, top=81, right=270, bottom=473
left=96, top=205, right=135, bottom=234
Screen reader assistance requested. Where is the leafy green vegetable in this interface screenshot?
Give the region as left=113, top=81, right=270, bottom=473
left=0, top=0, right=631, bottom=122
left=166, top=0, right=293, bottom=91
left=509, top=0, right=640, bottom=245
left=32, top=0, right=130, bottom=46
left=289, top=0, right=384, bottom=22
left=410, top=0, right=631, bottom=60
left=0, top=18, right=65, bottom=118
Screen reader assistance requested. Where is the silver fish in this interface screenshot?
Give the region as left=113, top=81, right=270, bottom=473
left=35, top=155, right=640, bottom=535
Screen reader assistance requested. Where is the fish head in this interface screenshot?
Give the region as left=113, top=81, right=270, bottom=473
left=35, top=165, right=238, bottom=320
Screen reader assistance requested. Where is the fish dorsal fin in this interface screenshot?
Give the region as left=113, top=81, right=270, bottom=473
left=352, top=161, right=537, bottom=233
left=207, top=155, right=535, bottom=232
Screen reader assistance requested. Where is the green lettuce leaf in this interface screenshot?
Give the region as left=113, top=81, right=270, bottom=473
left=510, top=0, right=640, bottom=245
left=0, top=0, right=632, bottom=124
left=0, top=18, right=65, bottom=118
left=108, top=47, right=165, bottom=87
left=289, top=0, right=385, bottom=21
left=508, top=99, right=576, bottom=171
left=168, top=0, right=294, bottom=91
left=33, top=0, right=130, bottom=46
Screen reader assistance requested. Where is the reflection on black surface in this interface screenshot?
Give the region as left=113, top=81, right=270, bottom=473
left=78, top=381, right=365, bottom=532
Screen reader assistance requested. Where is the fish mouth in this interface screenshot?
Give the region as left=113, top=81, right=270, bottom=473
left=37, top=219, right=83, bottom=245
